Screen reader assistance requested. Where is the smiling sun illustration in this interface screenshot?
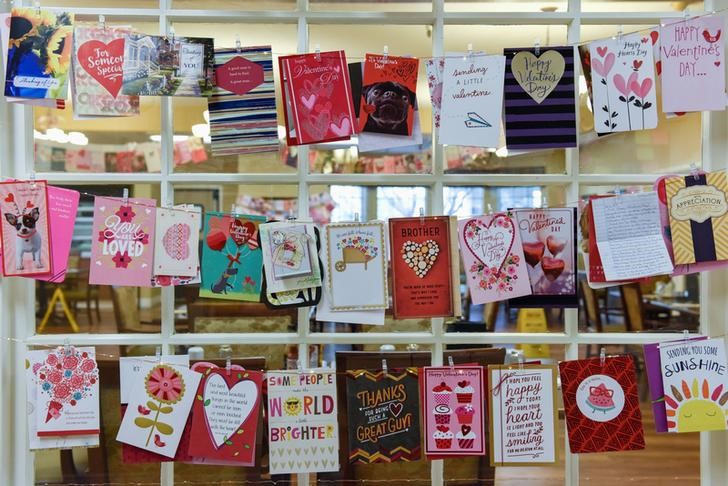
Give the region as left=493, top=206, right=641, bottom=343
left=665, top=379, right=728, bottom=432
left=284, top=396, right=302, bottom=416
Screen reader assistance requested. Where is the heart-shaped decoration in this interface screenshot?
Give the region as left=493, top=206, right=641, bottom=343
left=511, top=50, right=565, bottom=104
left=229, top=219, right=255, bottom=246
left=546, top=235, right=566, bottom=256
left=300, top=93, right=317, bottom=110
left=362, top=103, right=376, bottom=114
left=461, top=425, right=471, bottom=436
left=329, top=116, right=351, bottom=137
left=203, top=373, right=258, bottom=449
left=462, top=215, right=515, bottom=273
left=436, top=425, right=449, bottom=433
left=457, top=380, right=469, bottom=388
left=4, top=193, right=13, bottom=203
left=301, top=110, right=331, bottom=141
left=596, top=46, right=608, bottom=58
left=401, top=239, right=440, bottom=278
left=542, top=256, right=565, bottom=282
left=77, top=39, right=126, bottom=98
left=389, top=402, right=403, bottom=418
left=632, top=60, right=643, bottom=70
left=522, top=241, right=545, bottom=267
left=715, top=61, right=721, bottom=67
left=25, top=201, right=33, bottom=208
left=650, top=30, right=659, bottom=45
left=162, top=223, right=191, bottom=261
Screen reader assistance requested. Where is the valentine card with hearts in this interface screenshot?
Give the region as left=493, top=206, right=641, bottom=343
left=72, top=25, right=140, bottom=118
left=346, top=368, right=421, bottom=464
left=504, top=46, right=577, bottom=148
left=279, top=50, right=356, bottom=145
left=422, top=366, right=485, bottom=456
left=559, top=355, right=645, bottom=453
left=425, top=56, right=445, bottom=128
left=188, top=363, right=263, bottom=465
left=89, top=196, right=156, bottom=287
left=389, top=216, right=461, bottom=319
left=660, top=15, right=725, bottom=112
left=458, top=213, right=531, bottom=305
left=153, top=206, right=200, bottom=278
left=510, top=208, right=577, bottom=308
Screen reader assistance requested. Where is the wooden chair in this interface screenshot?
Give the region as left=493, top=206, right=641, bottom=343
left=619, top=282, right=680, bottom=332
left=62, top=256, right=100, bottom=327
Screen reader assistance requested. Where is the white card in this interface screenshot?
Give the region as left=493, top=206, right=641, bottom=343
left=358, top=112, right=423, bottom=153
left=119, top=355, right=190, bottom=404
left=260, top=221, right=322, bottom=294
left=425, top=57, right=444, bottom=128
left=440, top=53, right=505, bottom=148
left=589, top=33, right=658, bottom=133
left=153, top=206, right=201, bottom=277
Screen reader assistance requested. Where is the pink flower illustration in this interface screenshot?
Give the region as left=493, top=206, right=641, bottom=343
left=511, top=254, right=520, bottom=264
left=591, top=52, right=615, bottom=77
left=506, top=265, right=517, bottom=276
left=137, top=232, right=150, bottom=245
left=146, top=365, right=184, bottom=405
left=98, top=230, right=113, bottom=243
left=53, top=383, right=71, bottom=400
left=62, top=355, right=79, bottom=370
left=47, top=370, right=63, bottom=384
left=498, top=281, right=508, bottom=291
left=631, top=77, right=652, bottom=99
left=112, top=252, right=132, bottom=269
left=115, top=205, right=136, bottom=223
left=613, top=72, right=638, bottom=97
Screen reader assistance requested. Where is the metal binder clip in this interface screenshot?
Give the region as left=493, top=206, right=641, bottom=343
left=383, top=45, right=389, bottom=62
left=99, top=15, right=106, bottom=30
left=448, top=356, right=455, bottom=370
left=534, top=39, right=540, bottom=56
left=314, top=44, right=321, bottom=62
left=382, top=359, right=388, bottom=376
left=599, top=347, right=606, bottom=367
left=419, top=207, right=425, bottom=225
left=235, top=34, right=241, bottom=53
left=156, top=346, right=162, bottom=364
left=122, top=188, right=129, bottom=206
left=226, top=356, right=232, bottom=375
left=689, top=162, right=700, bottom=181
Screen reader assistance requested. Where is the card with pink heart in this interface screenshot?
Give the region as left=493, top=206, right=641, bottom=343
left=458, top=213, right=532, bottom=305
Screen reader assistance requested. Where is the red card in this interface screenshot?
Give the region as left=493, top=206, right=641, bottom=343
left=215, top=55, right=264, bottom=96
left=389, top=216, right=457, bottom=319
left=121, top=404, right=194, bottom=464
left=559, top=355, right=645, bottom=453
left=279, top=50, right=356, bottom=145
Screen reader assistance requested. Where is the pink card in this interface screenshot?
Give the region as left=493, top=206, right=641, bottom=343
left=89, top=196, right=156, bottom=287
left=422, top=366, right=485, bottom=457
left=36, top=186, right=80, bottom=283
left=0, top=181, right=52, bottom=277
left=660, top=15, right=725, bottom=112
left=458, top=213, right=532, bottom=305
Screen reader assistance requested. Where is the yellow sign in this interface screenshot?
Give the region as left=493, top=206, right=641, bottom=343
left=516, top=308, right=550, bottom=359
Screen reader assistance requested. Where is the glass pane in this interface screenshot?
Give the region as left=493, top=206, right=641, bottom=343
left=311, top=0, right=433, bottom=12
left=582, top=0, right=703, bottom=13
left=173, top=0, right=296, bottom=9
left=34, top=184, right=161, bottom=335
left=445, top=0, right=568, bottom=12
left=41, top=0, right=157, bottom=7
left=311, top=144, right=432, bottom=174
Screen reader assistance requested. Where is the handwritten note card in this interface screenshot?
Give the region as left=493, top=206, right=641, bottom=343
left=591, top=193, right=674, bottom=281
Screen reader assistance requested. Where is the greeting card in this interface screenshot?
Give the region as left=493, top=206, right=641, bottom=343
left=664, top=170, right=728, bottom=265
left=559, top=355, right=645, bottom=453
left=425, top=56, right=444, bottom=128
left=326, top=222, right=388, bottom=310
left=504, top=46, right=576, bottom=148
left=647, top=27, right=685, bottom=118
left=188, top=363, right=263, bottom=465
left=422, top=366, right=485, bottom=456
left=488, top=364, right=557, bottom=465
left=346, top=368, right=421, bottom=463
left=389, top=216, right=460, bottom=319
left=440, top=53, right=505, bottom=148
left=279, top=50, right=356, bottom=145
left=200, top=212, right=265, bottom=301
left=72, top=25, right=140, bottom=118
left=458, top=213, right=532, bottom=305
left=121, top=35, right=214, bottom=97
left=267, top=370, right=339, bottom=474
left=36, top=186, right=79, bottom=283
left=0, top=180, right=52, bottom=277
left=584, top=196, right=634, bottom=286
left=89, top=196, right=155, bottom=286
left=154, top=206, right=200, bottom=278
left=510, top=208, right=577, bottom=307
left=660, top=15, right=725, bottom=112
left=659, top=337, right=728, bottom=433
left=259, top=221, right=322, bottom=294
left=359, top=53, right=419, bottom=136
left=116, top=363, right=202, bottom=458
left=209, top=45, right=278, bottom=155
left=4, top=7, right=74, bottom=100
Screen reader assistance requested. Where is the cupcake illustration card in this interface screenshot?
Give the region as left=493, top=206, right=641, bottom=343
left=422, top=366, right=485, bottom=457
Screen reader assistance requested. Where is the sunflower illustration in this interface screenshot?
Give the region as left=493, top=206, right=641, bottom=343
left=7, top=8, right=55, bottom=48
left=44, top=25, right=72, bottom=75
left=665, top=378, right=728, bottom=432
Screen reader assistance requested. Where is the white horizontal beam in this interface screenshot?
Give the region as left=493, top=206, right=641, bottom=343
left=444, top=11, right=574, bottom=25
left=169, top=173, right=300, bottom=184
left=42, top=7, right=162, bottom=21
left=577, top=173, right=660, bottom=186
left=167, top=10, right=300, bottom=23
left=580, top=12, right=687, bottom=25
left=35, top=172, right=163, bottom=184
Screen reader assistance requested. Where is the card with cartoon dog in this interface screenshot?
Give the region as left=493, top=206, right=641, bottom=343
left=0, top=180, right=52, bottom=277
left=359, top=53, right=419, bottom=136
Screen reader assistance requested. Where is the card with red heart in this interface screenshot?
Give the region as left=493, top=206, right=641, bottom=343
left=458, top=213, right=532, bottom=305
left=72, top=26, right=140, bottom=118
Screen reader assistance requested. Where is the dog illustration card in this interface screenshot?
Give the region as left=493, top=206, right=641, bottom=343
left=199, top=212, right=265, bottom=302
left=260, top=221, right=322, bottom=294
left=89, top=196, right=155, bottom=287
left=154, top=206, right=200, bottom=278
left=559, top=355, right=645, bottom=453
left=326, top=222, right=388, bottom=310
left=188, top=363, right=263, bottom=465
left=279, top=50, right=356, bottom=145
left=346, top=368, right=421, bottom=464
left=440, top=53, right=505, bottom=148
left=504, top=46, right=577, bottom=148
left=0, top=180, right=52, bottom=277
left=458, top=213, right=532, bottom=305
left=660, top=15, right=725, bottom=112
left=72, top=25, right=140, bottom=118
left=359, top=53, right=419, bottom=137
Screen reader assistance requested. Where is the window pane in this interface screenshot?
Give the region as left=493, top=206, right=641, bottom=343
left=173, top=0, right=296, bottom=9
left=311, top=0, right=432, bottom=12
left=376, top=186, right=428, bottom=219
left=582, top=0, right=702, bottom=13
left=311, top=144, right=433, bottom=174
left=445, top=0, right=568, bottom=12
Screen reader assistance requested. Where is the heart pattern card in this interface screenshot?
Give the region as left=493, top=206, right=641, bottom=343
left=89, top=196, right=155, bottom=287
left=664, top=170, right=728, bottom=265
left=200, top=212, right=265, bottom=302
left=359, top=53, right=419, bottom=137
left=116, top=363, right=202, bottom=458
left=279, top=50, right=356, bottom=145
left=259, top=221, right=322, bottom=295
left=440, top=53, right=505, bottom=148
left=422, top=366, right=485, bottom=457
left=425, top=56, right=445, bottom=128
left=510, top=208, right=577, bottom=308
left=326, top=222, right=388, bottom=310
left=188, top=363, right=263, bottom=465
left=0, top=180, right=52, bottom=277
left=660, top=15, right=725, bottom=112
left=659, top=337, right=728, bottom=433
left=559, top=355, right=645, bottom=453
left=72, top=25, right=140, bottom=118
left=267, top=370, right=339, bottom=474
left=154, top=206, right=200, bottom=278
left=458, top=213, right=532, bottom=305
left=346, top=368, right=421, bottom=464
left=389, top=216, right=460, bottom=319
left=488, top=364, right=558, bottom=466
left=504, top=46, right=577, bottom=148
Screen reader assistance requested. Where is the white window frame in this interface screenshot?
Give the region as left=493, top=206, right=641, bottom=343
left=1, top=0, right=727, bottom=484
